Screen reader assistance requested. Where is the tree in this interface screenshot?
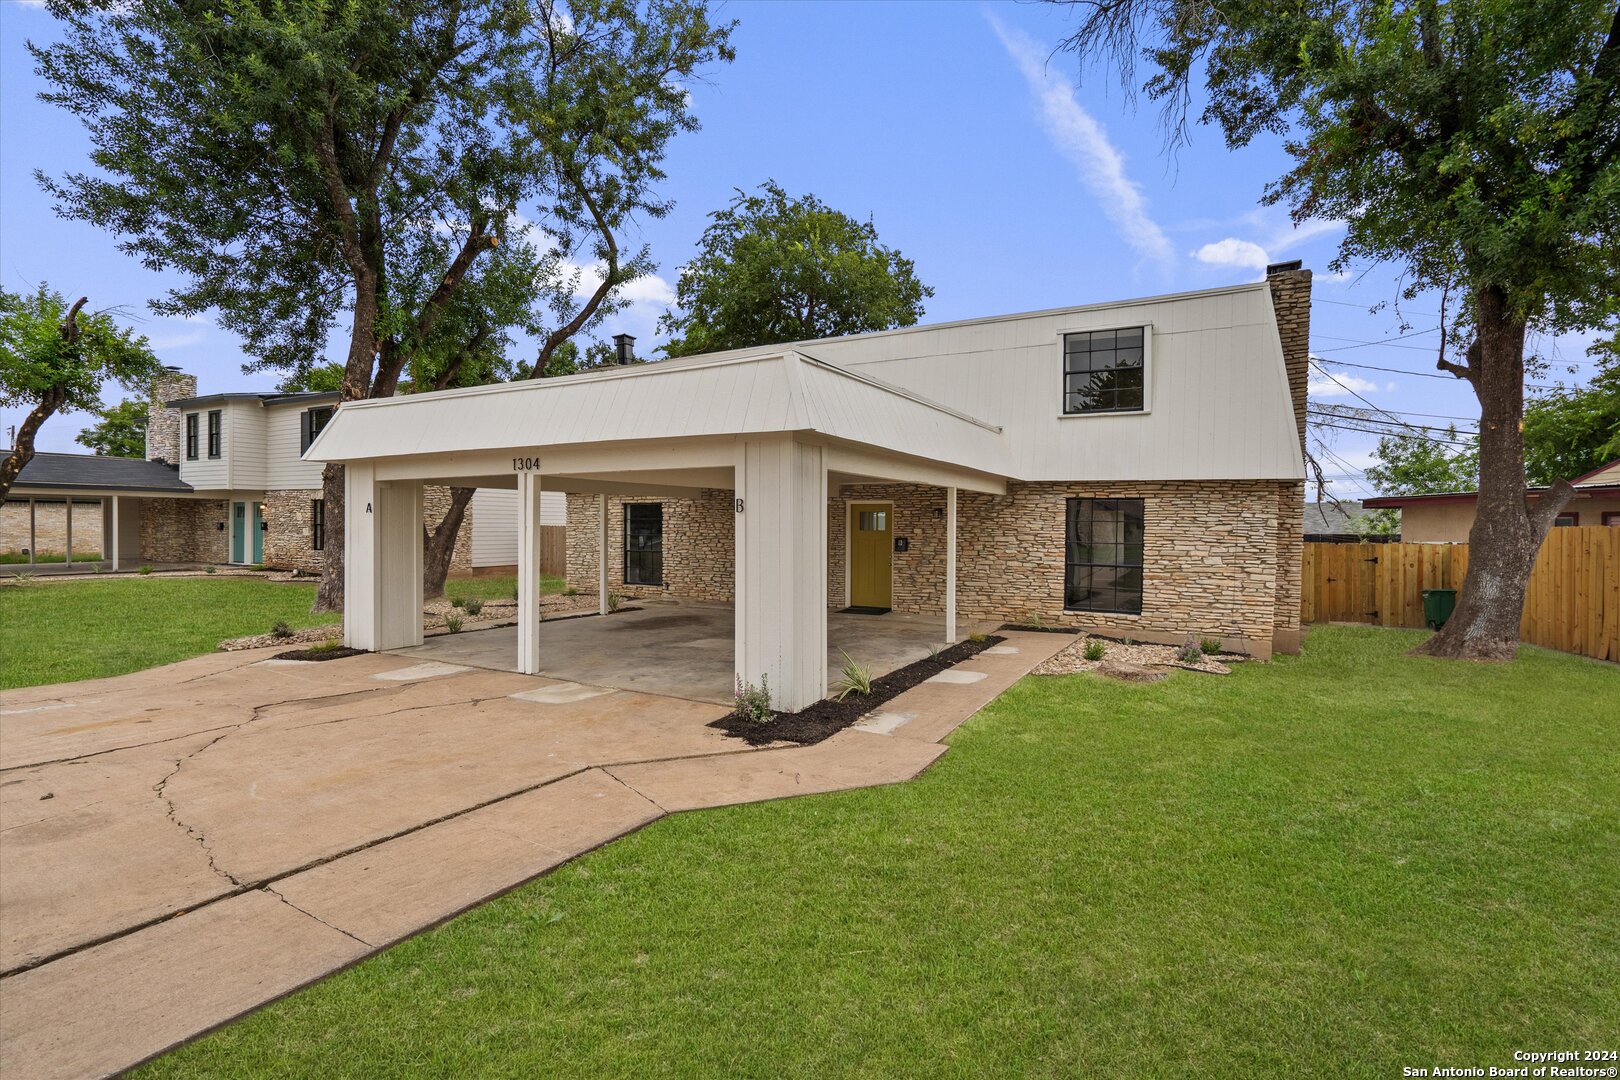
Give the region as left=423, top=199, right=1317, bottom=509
left=75, top=397, right=150, bottom=459
left=34, top=0, right=734, bottom=611
left=1, top=285, right=160, bottom=500
left=658, top=181, right=933, bottom=356
left=1050, top=0, right=1620, bottom=660
left=1522, top=350, right=1620, bottom=486
left=1365, top=428, right=1480, bottom=495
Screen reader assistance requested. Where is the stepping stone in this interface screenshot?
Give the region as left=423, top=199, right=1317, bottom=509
left=853, top=711, right=916, bottom=736
left=371, top=661, right=469, bottom=682
left=983, top=645, right=1020, bottom=655
left=926, top=669, right=988, bottom=685
left=509, top=683, right=617, bottom=705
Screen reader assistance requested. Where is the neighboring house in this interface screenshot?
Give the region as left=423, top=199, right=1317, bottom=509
left=1361, top=458, right=1620, bottom=542
left=310, top=264, right=1314, bottom=710
left=4, top=366, right=554, bottom=571
left=1303, top=499, right=1398, bottom=542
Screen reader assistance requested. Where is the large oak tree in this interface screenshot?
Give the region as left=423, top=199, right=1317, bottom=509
left=1050, top=0, right=1620, bottom=659
left=33, top=0, right=733, bottom=609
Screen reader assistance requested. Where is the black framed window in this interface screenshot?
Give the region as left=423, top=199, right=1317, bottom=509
left=301, top=406, right=334, bottom=452
left=624, top=503, right=663, bottom=586
left=185, top=414, right=199, bottom=460
left=310, top=499, right=325, bottom=551
left=1065, top=498, right=1144, bottom=614
left=206, top=409, right=223, bottom=458
left=1063, top=327, right=1146, bottom=414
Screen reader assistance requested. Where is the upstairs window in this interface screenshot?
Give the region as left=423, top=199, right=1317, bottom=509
left=1063, top=327, right=1146, bottom=415
left=185, top=414, right=199, bottom=461
left=1065, top=498, right=1144, bottom=614
left=624, top=503, right=664, bottom=586
left=206, top=410, right=222, bottom=458
left=301, top=405, right=334, bottom=453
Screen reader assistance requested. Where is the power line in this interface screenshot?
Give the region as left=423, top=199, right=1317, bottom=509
left=1308, top=419, right=1476, bottom=447
left=1313, top=355, right=1562, bottom=390
left=1313, top=328, right=1443, bottom=353
left=1312, top=402, right=1479, bottom=423
left=1308, top=412, right=1479, bottom=439
left=1313, top=297, right=1442, bottom=318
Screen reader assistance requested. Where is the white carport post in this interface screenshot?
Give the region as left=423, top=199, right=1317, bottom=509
left=945, top=486, right=957, bottom=643
left=597, top=495, right=609, bottom=616
left=108, top=496, right=121, bottom=571
left=735, top=435, right=827, bottom=712
left=516, top=471, right=543, bottom=675
left=27, top=499, right=36, bottom=566
left=343, top=462, right=423, bottom=652
left=64, top=498, right=73, bottom=567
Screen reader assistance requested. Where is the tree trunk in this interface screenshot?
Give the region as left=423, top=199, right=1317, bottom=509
left=0, top=389, right=66, bottom=502
left=312, top=270, right=381, bottom=614
left=423, top=486, right=475, bottom=599
left=1415, top=287, right=1574, bottom=660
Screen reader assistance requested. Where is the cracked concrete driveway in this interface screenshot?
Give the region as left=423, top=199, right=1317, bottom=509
left=0, top=648, right=739, bottom=978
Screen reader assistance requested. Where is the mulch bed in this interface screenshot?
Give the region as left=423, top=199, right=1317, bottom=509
left=710, top=635, right=1005, bottom=747
left=272, top=645, right=368, bottom=662
left=998, top=623, right=1081, bottom=634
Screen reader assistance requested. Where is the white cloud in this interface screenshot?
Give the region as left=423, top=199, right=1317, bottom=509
left=1193, top=210, right=1346, bottom=277
left=567, top=261, right=676, bottom=308
left=988, top=13, right=1174, bottom=271
left=1308, top=371, right=1380, bottom=399
left=1193, top=238, right=1270, bottom=271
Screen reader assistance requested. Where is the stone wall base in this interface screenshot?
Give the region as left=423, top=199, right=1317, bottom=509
left=262, top=485, right=473, bottom=574
left=2, top=500, right=104, bottom=555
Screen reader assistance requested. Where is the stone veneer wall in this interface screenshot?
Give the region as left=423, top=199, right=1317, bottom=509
left=1265, top=264, right=1311, bottom=651
left=261, top=485, right=473, bottom=574
left=1, top=500, right=104, bottom=554
left=565, top=489, right=734, bottom=601
left=146, top=368, right=197, bottom=464
left=139, top=498, right=230, bottom=563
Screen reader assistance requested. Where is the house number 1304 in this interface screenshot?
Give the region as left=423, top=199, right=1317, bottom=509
left=513, top=457, right=541, bottom=471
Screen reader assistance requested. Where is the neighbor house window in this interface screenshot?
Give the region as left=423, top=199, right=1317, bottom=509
left=301, top=405, right=334, bottom=453
left=310, top=499, right=325, bottom=551
left=1063, top=327, right=1146, bottom=414
left=1604, top=512, right=1620, bottom=526
left=1553, top=512, right=1579, bottom=526
left=185, top=413, right=199, bottom=460
left=206, top=410, right=222, bottom=458
left=1065, top=498, right=1144, bottom=614
left=624, top=503, right=663, bottom=586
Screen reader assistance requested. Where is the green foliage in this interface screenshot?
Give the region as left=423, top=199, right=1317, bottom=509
left=277, top=363, right=345, bottom=395
left=1364, top=429, right=1479, bottom=495
left=607, top=592, right=622, bottom=613
left=270, top=620, right=293, bottom=640
left=1176, top=635, right=1204, bottom=664
left=137, top=565, right=153, bottom=575
left=1523, top=351, right=1620, bottom=486
left=444, top=614, right=463, bottom=634
left=463, top=597, right=484, bottom=616
left=732, top=673, right=772, bottom=723
left=1347, top=509, right=1402, bottom=538
left=660, top=181, right=933, bottom=357
left=832, top=649, right=874, bottom=701
left=450, top=597, right=467, bottom=610
left=968, top=630, right=987, bottom=643
left=0, top=285, right=160, bottom=423
left=1199, top=637, right=1222, bottom=655
left=1083, top=639, right=1107, bottom=662
left=305, top=635, right=345, bottom=656
left=75, top=397, right=149, bottom=458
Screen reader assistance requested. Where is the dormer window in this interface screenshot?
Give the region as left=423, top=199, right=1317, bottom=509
left=301, top=405, right=334, bottom=453
left=206, top=410, right=222, bottom=458
left=1063, top=326, right=1147, bottom=415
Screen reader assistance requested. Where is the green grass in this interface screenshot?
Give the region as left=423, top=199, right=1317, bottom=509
left=0, top=578, right=339, bottom=690
left=0, top=551, right=101, bottom=564
left=140, top=627, right=1617, bottom=1078
left=443, top=573, right=567, bottom=602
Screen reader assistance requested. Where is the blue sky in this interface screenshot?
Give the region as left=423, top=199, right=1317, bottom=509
left=0, top=0, right=1600, bottom=496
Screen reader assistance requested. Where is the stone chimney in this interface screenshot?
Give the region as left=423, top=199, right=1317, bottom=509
left=147, top=366, right=197, bottom=463
left=1265, top=260, right=1311, bottom=453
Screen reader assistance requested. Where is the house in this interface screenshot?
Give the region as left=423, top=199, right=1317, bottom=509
left=3, top=367, right=557, bottom=572
left=308, top=263, right=1313, bottom=710
left=1360, top=458, right=1620, bottom=542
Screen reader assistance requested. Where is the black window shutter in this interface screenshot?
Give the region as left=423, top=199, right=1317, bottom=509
left=300, top=410, right=312, bottom=453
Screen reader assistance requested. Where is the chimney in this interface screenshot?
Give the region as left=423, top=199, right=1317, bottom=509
left=613, top=333, right=636, bottom=366
left=1265, top=261, right=1311, bottom=452
left=147, top=365, right=197, bottom=463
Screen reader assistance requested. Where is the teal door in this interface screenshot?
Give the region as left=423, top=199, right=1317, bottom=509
left=250, top=502, right=264, bottom=563
left=231, top=502, right=245, bottom=563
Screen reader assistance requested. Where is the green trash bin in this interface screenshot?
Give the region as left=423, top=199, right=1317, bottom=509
left=1422, top=588, right=1457, bottom=630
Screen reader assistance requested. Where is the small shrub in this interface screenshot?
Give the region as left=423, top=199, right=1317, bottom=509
left=1083, top=639, right=1106, bottom=662
left=607, top=592, right=622, bottom=613
left=12, top=571, right=36, bottom=586
left=463, top=598, right=484, bottom=616
left=563, top=586, right=578, bottom=597
left=1177, top=635, right=1203, bottom=664
left=1200, top=636, right=1222, bottom=655
left=926, top=644, right=943, bottom=662
left=1026, top=611, right=1046, bottom=629
left=205, top=566, right=218, bottom=574
left=832, top=650, right=874, bottom=701
left=138, top=565, right=154, bottom=575
left=445, top=614, right=464, bottom=633
left=968, top=630, right=987, bottom=643
left=449, top=596, right=466, bottom=609
left=511, top=586, right=520, bottom=600
left=270, top=620, right=294, bottom=640
left=306, top=635, right=344, bottom=655
left=1121, top=636, right=1135, bottom=646
left=734, top=673, right=772, bottom=723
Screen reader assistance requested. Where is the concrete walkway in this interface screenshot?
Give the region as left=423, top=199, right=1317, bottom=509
left=0, top=630, right=1069, bottom=1078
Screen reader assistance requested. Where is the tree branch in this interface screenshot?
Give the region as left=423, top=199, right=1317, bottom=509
left=530, top=173, right=620, bottom=378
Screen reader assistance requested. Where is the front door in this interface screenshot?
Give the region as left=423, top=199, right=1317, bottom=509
left=231, top=501, right=245, bottom=563
left=849, top=502, right=893, bottom=610
left=250, top=501, right=264, bottom=563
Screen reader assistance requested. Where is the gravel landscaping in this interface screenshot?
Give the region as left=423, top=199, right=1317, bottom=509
left=1034, top=635, right=1236, bottom=676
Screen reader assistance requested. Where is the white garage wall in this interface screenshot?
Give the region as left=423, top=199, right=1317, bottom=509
left=470, top=487, right=564, bottom=567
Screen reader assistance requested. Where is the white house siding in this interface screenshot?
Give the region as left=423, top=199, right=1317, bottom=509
left=265, top=402, right=328, bottom=489
left=470, top=487, right=563, bottom=567
left=228, top=403, right=268, bottom=490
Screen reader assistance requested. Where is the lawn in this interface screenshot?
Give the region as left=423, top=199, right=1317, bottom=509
left=0, top=577, right=339, bottom=690
left=0, top=551, right=102, bottom=564
left=140, top=627, right=1616, bottom=1078
left=442, top=572, right=568, bottom=603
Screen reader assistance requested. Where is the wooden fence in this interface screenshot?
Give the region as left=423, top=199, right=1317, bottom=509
left=1301, top=527, right=1618, bottom=662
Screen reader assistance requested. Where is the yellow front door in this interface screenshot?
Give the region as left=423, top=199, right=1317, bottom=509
left=849, top=503, right=893, bottom=609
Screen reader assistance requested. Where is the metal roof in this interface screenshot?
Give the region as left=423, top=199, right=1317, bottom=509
left=8, top=452, right=193, bottom=493
left=165, top=391, right=340, bottom=409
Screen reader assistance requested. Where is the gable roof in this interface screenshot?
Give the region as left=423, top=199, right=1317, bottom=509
left=1362, top=457, right=1620, bottom=509
left=8, top=452, right=193, bottom=494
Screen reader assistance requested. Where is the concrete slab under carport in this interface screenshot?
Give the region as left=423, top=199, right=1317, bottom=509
left=390, top=599, right=1000, bottom=705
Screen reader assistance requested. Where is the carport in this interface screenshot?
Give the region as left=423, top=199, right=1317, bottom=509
left=307, top=349, right=1013, bottom=710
